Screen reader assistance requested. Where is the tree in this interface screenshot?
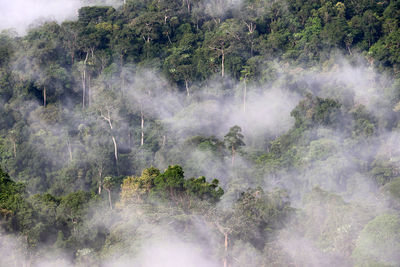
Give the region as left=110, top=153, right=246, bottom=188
left=99, top=106, right=119, bottom=167
left=164, top=46, right=195, bottom=96
left=34, top=63, right=70, bottom=107
left=353, top=214, right=400, bottom=266
left=103, top=177, right=114, bottom=210
left=0, top=32, right=15, bottom=68
left=294, top=15, right=323, bottom=62
left=60, top=21, right=80, bottom=64
left=240, top=66, right=251, bottom=113
left=164, top=24, right=197, bottom=96
left=153, top=165, right=186, bottom=204
left=185, top=176, right=224, bottom=204
left=120, top=167, right=160, bottom=205
left=204, top=19, right=243, bottom=77
left=224, top=126, right=245, bottom=166
left=230, top=188, right=292, bottom=249
left=90, top=66, right=125, bottom=170
left=56, top=191, right=93, bottom=235
left=0, top=168, right=33, bottom=233
left=290, top=94, right=342, bottom=129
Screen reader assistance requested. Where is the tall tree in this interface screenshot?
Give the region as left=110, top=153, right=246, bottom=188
left=224, top=125, right=245, bottom=166
left=204, top=20, right=243, bottom=77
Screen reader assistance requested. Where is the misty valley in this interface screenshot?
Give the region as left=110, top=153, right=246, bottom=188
left=1, top=0, right=400, bottom=266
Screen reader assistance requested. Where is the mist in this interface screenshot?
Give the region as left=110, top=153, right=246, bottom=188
left=0, top=0, right=123, bottom=35
left=0, top=0, right=81, bottom=34
left=1, top=1, right=400, bottom=266
left=3, top=55, right=400, bottom=267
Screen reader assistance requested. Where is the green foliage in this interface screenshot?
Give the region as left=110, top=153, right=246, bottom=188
left=384, top=177, right=400, bottom=201
left=0, top=167, right=33, bottom=233
left=1, top=0, right=400, bottom=264
left=153, top=165, right=185, bottom=199
left=230, top=187, right=292, bottom=249
left=299, top=187, right=373, bottom=259
left=120, top=165, right=223, bottom=208
left=353, top=214, right=400, bottom=266
left=350, top=105, right=377, bottom=138
left=184, top=176, right=224, bottom=203
left=370, top=159, right=400, bottom=186
left=224, top=126, right=245, bottom=154
left=291, top=94, right=342, bottom=128
left=78, top=6, right=115, bottom=25
left=120, top=166, right=160, bottom=205
left=0, top=32, right=14, bottom=68
left=307, top=138, right=338, bottom=161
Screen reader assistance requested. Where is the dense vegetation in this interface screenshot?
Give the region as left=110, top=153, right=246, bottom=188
left=1, top=0, right=400, bottom=266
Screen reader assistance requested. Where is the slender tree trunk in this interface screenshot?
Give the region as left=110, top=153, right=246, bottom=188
left=112, top=135, right=118, bottom=162
left=221, top=50, right=225, bottom=77
left=185, top=79, right=190, bottom=96
left=12, top=141, right=16, bottom=158
left=82, top=69, right=85, bottom=109
left=347, top=45, right=352, bottom=55
left=162, top=135, right=166, bottom=149
left=223, top=232, right=228, bottom=267
left=88, top=74, right=91, bottom=107
left=167, top=32, right=172, bottom=44
left=43, top=86, right=46, bottom=107
left=100, top=110, right=119, bottom=166
left=82, top=52, right=88, bottom=109
left=67, top=138, right=72, bottom=162
left=97, top=166, right=103, bottom=194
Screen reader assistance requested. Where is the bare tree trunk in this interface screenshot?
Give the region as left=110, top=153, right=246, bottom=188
left=347, top=45, right=352, bottom=55
left=82, top=69, right=85, bottom=109
left=88, top=74, right=91, bottom=107
left=112, top=135, right=118, bottom=162
left=98, top=167, right=103, bottom=194
left=231, top=147, right=235, bottom=167
left=67, top=138, right=73, bottom=162
left=223, top=232, right=228, bottom=267
left=141, top=102, right=144, bottom=147
left=213, top=222, right=230, bottom=267
left=162, top=135, right=166, bottom=149
left=82, top=52, right=89, bottom=109
left=100, top=109, right=118, bottom=164
left=11, top=140, right=16, bottom=158
left=185, top=79, right=190, bottom=96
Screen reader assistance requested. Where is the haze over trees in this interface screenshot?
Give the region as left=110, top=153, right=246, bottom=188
left=1, top=0, right=400, bottom=266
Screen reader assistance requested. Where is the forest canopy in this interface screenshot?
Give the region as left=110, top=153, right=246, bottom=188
left=1, top=0, right=400, bottom=266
